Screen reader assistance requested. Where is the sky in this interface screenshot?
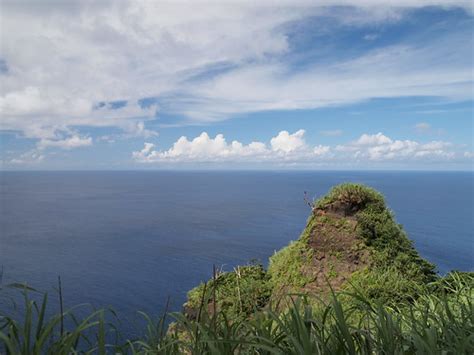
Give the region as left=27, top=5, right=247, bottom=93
left=0, top=0, right=473, bottom=170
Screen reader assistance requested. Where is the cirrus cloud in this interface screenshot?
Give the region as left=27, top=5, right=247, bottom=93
left=1, top=0, right=472, bottom=149
left=37, top=135, right=93, bottom=150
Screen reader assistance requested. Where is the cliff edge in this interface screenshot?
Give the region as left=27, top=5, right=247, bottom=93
left=269, top=183, right=436, bottom=304
left=184, top=183, right=437, bottom=319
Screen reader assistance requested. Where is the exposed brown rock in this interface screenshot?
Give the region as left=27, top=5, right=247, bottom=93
left=301, top=213, right=369, bottom=295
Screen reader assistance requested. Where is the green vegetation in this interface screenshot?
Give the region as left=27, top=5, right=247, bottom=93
left=267, top=215, right=317, bottom=292
left=356, top=206, right=436, bottom=280
left=268, top=183, right=437, bottom=304
left=314, top=183, right=385, bottom=212
left=1, top=183, right=473, bottom=354
left=1, top=273, right=472, bottom=354
left=347, top=184, right=436, bottom=303
left=185, top=263, right=271, bottom=320
left=0, top=287, right=121, bottom=354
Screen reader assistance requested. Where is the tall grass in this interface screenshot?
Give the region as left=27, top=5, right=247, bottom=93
left=1, top=273, right=472, bottom=354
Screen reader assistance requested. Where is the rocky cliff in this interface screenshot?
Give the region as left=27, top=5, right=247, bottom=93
left=184, top=183, right=437, bottom=319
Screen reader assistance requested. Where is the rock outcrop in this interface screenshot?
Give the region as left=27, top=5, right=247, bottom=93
left=184, top=183, right=437, bottom=319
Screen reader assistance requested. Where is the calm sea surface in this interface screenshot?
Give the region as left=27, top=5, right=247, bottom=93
left=1, top=171, right=473, bottom=335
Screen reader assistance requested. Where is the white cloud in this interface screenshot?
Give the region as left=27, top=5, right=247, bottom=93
left=270, top=129, right=306, bottom=152
left=338, top=133, right=455, bottom=161
left=133, top=132, right=270, bottom=162
left=1, top=0, right=472, bottom=147
left=123, top=121, right=159, bottom=139
left=415, top=122, right=431, bottom=130
left=420, top=141, right=450, bottom=150
left=177, top=32, right=473, bottom=121
left=133, top=129, right=329, bottom=163
left=314, top=145, right=331, bottom=156
left=133, top=142, right=156, bottom=160
left=0, top=87, right=159, bottom=141
left=0, top=1, right=297, bottom=142
left=415, top=122, right=431, bottom=132
left=132, top=129, right=468, bottom=166
left=7, top=150, right=44, bottom=165
left=354, top=132, right=392, bottom=146
left=37, top=135, right=93, bottom=150
left=363, top=33, right=379, bottom=41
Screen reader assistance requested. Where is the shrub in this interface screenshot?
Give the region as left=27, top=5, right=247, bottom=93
left=315, top=183, right=386, bottom=213
left=356, top=206, right=436, bottom=284
left=185, top=263, right=271, bottom=320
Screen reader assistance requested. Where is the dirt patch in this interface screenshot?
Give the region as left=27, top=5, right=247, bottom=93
left=315, top=198, right=368, bottom=217
left=301, top=211, right=370, bottom=295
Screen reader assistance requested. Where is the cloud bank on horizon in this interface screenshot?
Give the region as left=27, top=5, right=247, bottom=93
left=132, top=130, right=457, bottom=167
left=0, top=0, right=473, bottom=169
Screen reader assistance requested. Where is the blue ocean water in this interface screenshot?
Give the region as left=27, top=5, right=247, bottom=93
left=1, top=171, right=473, bottom=335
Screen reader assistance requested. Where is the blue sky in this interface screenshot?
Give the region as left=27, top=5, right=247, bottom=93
left=1, top=1, right=473, bottom=170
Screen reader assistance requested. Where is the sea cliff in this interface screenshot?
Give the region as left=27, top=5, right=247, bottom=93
left=184, top=183, right=438, bottom=319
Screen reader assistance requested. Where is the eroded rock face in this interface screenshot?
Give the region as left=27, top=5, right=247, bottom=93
left=268, top=208, right=370, bottom=301
left=303, top=212, right=369, bottom=294
left=318, top=200, right=364, bottom=217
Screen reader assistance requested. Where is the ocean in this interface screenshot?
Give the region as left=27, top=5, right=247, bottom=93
left=1, top=171, right=473, bottom=336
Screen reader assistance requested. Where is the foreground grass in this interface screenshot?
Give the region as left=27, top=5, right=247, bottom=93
left=1, top=273, right=472, bottom=354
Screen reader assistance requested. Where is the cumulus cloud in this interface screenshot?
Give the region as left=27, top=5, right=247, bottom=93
left=337, top=133, right=455, bottom=161
left=270, top=130, right=306, bottom=152
left=132, top=130, right=467, bottom=166
left=354, top=132, right=393, bottom=146
left=314, top=145, right=331, bottom=156
left=8, top=150, right=45, bottom=165
left=133, top=130, right=329, bottom=163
